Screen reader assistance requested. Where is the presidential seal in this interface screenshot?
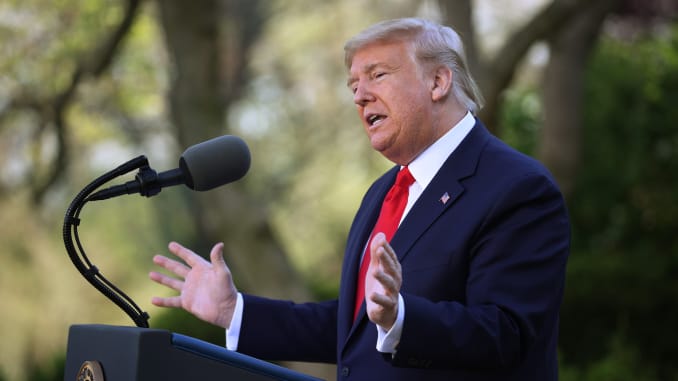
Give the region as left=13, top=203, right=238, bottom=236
left=76, top=360, right=104, bottom=381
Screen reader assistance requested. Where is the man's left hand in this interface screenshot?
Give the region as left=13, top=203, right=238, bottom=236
left=365, top=232, right=402, bottom=329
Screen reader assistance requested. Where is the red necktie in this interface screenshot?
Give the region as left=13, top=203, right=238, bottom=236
left=353, top=166, right=415, bottom=321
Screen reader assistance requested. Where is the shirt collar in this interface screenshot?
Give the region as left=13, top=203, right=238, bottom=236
left=407, top=111, right=475, bottom=189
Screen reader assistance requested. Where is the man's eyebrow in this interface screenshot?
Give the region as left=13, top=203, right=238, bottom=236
left=346, top=63, right=383, bottom=87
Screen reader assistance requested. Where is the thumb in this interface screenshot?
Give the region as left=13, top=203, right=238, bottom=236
left=210, top=242, right=226, bottom=268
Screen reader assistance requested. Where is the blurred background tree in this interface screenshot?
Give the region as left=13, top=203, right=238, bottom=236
left=0, top=0, right=676, bottom=380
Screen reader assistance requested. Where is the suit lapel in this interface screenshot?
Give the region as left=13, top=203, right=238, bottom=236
left=392, top=123, right=490, bottom=262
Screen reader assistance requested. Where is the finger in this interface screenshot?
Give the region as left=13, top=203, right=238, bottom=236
left=372, top=238, right=401, bottom=283
left=151, top=296, right=182, bottom=308
left=168, top=241, right=205, bottom=268
left=370, top=232, right=388, bottom=254
left=381, top=239, right=398, bottom=262
left=149, top=271, right=184, bottom=292
left=373, top=268, right=398, bottom=295
left=209, top=242, right=226, bottom=270
left=369, top=233, right=389, bottom=272
left=377, top=246, right=401, bottom=279
left=369, top=243, right=401, bottom=298
left=153, top=254, right=190, bottom=278
left=369, top=292, right=396, bottom=308
left=370, top=233, right=398, bottom=267
left=376, top=238, right=398, bottom=266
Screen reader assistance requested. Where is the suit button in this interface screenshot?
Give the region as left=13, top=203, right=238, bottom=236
left=340, top=366, right=350, bottom=377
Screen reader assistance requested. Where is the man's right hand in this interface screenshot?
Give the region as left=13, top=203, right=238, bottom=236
left=149, top=241, right=238, bottom=329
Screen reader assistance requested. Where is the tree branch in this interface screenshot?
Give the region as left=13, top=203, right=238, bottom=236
left=477, top=0, right=600, bottom=132
left=26, top=0, right=142, bottom=203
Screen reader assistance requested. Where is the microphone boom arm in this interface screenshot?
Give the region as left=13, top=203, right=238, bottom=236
left=63, top=155, right=152, bottom=328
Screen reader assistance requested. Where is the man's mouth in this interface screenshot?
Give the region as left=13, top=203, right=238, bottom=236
left=367, top=114, right=386, bottom=127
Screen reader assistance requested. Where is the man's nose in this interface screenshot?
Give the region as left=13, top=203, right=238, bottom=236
left=353, top=83, right=374, bottom=106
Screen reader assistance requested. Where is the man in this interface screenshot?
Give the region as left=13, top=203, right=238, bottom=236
left=150, top=18, right=570, bottom=380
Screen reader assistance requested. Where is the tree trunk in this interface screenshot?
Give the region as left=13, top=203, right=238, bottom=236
left=539, top=0, right=621, bottom=197
left=156, top=1, right=334, bottom=378
left=155, top=0, right=312, bottom=299
left=157, top=0, right=306, bottom=297
left=440, top=0, right=595, bottom=135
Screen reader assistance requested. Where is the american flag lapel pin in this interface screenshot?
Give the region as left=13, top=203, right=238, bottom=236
left=439, top=192, right=450, bottom=205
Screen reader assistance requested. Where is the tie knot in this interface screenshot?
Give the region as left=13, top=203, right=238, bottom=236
left=395, top=166, right=415, bottom=188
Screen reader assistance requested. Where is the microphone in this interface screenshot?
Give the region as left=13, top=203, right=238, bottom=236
left=88, top=135, right=251, bottom=201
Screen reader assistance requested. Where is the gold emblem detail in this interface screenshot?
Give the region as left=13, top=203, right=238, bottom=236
left=76, top=360, right=104, bottom=381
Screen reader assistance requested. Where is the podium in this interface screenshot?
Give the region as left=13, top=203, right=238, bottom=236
left=64, top=324, right=325, bottom=381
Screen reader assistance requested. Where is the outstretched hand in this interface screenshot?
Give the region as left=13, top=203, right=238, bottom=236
left=149, top=241, right=238, bottom=329
left=365, top=232, right=402, bottom=330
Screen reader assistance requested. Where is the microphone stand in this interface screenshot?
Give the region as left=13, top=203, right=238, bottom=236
left=62, top=155, right=153, bottom=328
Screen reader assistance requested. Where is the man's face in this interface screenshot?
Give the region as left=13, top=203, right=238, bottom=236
left=348, top=40, right=435, bottom=165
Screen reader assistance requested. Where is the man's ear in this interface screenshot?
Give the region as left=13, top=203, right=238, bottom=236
left=431, top=66, right=453, bottom=102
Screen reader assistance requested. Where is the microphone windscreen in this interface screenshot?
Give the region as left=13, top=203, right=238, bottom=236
left=180, top=135, right=251, bottom=191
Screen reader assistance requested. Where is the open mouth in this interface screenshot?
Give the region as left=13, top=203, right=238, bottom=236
left=367, top=114, right=386, bottom=127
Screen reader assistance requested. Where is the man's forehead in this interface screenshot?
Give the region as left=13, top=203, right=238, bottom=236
left=349, top=42, right=409, bottom=71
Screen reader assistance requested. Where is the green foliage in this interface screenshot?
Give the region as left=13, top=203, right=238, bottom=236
left=25, top=354, right=65, bottom=381
left=559, top=332, right=659, bottom=381
left=499, top=87, right=542, bottom=155
left=500, top=26, right=678, bottom=379
left=0, top=0, right=142, bottom=110
left=563, top=28, right=678, bottom=378
left=0, top=1, right=177, bottom=375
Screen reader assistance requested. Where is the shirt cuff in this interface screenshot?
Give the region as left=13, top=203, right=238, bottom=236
left=376, top=293, right=405, bottom=353
left=225, top=292, right=244, bottom=350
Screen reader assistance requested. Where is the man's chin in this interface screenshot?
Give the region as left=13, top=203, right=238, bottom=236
left=370, top=142, right=390, bottom=157
left=368, top=133, right=390, bottom=151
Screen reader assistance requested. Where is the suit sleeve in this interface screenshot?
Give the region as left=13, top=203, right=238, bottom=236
left=391, top=171, right=570, bottom=370
left=236, top=295, right=338, bottom=364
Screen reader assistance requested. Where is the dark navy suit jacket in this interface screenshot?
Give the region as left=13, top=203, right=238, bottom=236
left=237, top=121, right=570, bottom=380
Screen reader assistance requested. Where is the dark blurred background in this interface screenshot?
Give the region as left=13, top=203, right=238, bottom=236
left=1, top=0, right=677, bottom=380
